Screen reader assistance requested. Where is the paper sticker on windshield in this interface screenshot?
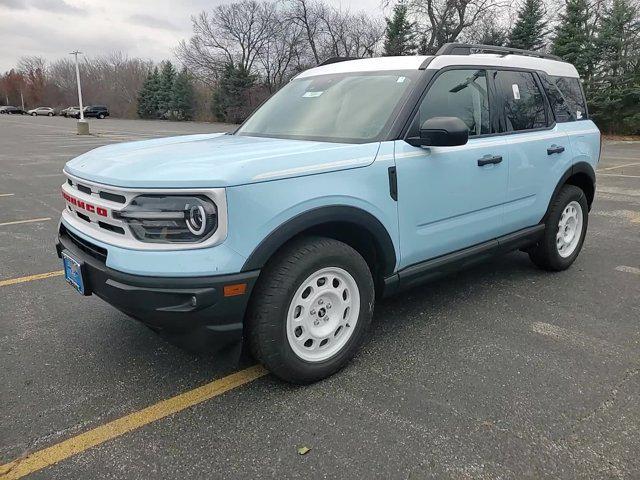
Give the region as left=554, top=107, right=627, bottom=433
left=576, top=110, right=583, bottom=119
left=397, top=76, right=406, bottom=83
left=512, top=84, right=521, bottom=100
left=303, top=91, right=323, bottom=98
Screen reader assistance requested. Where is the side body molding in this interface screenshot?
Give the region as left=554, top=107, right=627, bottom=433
left=241, top=205, right=397, bottom=276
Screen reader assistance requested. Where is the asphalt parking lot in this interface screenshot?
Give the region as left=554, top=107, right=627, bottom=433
left=1, top=114, right=639, bottom=479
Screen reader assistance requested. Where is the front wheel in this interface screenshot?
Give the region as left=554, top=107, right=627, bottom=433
left=529, top=185, right=588, bottom=271
left=48, top=112, right=53, bottom=117
left=246, top=237, right=374, bottom=384
left=31, top=112, right=36, bottom=116
left=97, top=113, right=105, bottom=119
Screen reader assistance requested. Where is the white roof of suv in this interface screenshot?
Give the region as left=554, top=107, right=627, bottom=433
left=299, top=51, right=579, bottom=79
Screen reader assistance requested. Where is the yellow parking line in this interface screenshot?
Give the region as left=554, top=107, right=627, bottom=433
left=0, top=271, right=64, bottom=288
left=615, top=265, right=640, bottom=275
left=0, top=193, right=15, bottom=197
left=0, top=217, right=51, bottom=227
left=597, top=162, right=640, bottom=172
left=597, top=173, right=640, bottom=179
left=0, top=365, right=268, bottom=479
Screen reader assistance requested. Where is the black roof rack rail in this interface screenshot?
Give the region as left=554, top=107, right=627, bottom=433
left=436, top=43, right=563, bottom=62
left=319, top=57, right=360, bottom=66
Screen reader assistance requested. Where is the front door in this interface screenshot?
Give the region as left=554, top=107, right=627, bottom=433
left=395, top=68, right=508, bottom=269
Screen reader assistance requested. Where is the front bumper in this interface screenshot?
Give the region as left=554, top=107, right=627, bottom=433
left=56, top=224, right=260, bottom=344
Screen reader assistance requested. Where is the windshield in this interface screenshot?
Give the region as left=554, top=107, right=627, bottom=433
left=236, top=70, right=418, bottom=143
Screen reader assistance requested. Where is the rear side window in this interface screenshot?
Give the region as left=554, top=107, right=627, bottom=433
left=541, top=75, right=587, bottom=122
left=494, top=70, right=547, bottom=131
left=414, top=69, right=490, bottom=136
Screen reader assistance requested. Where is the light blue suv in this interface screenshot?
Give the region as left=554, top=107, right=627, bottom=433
left=56, top=44, right=600, bottom=383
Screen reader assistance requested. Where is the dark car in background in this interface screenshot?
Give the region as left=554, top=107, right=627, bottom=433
left=74, top=105, right=109, bottom=119
left=0, top=106, right=26, bottom=114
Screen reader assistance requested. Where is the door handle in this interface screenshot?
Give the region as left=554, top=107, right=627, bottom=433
left=477, top=155, right=503, bottom=166
left=547, top=145, right=565, bottom=155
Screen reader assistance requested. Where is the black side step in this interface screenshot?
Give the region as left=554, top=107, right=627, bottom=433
left=383, top=224, right=544, bottom=296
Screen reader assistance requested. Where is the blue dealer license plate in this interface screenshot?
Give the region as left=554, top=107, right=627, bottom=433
left=62, top=251, right=85, bottom=295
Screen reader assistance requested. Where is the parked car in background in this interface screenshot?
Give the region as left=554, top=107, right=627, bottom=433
left=28, top=107, right=55, bottom=116
left=0, top=106, right=26, bottom=114
left=74, top=105, right=109, bottom=119
left=61, top=106, right=80, bottom=118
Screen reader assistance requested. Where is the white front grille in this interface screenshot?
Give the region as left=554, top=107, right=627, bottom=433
left=61, top=173, right=228, bottom=251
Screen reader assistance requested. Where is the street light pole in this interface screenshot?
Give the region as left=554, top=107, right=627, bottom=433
left=70, top=50, right=89, bottom=134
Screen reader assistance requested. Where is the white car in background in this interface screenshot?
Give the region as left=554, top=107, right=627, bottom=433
left=61, top=106, right=80, bottom=117
left=28, top=107, right=55, bottom=116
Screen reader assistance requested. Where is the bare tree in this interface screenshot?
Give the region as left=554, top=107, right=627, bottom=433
left=407, top=0, right=505, bottom=53
left=287, top=0, right=328, bottom=64
left=17, top=56, right=48, bottom=105
left=259, top=12, right=306, bottom=91
left=291, top=2, right=384, bottom=61
left=178, top=0, right=277, bottom=85
left=344, top=12, right=386, bottom=57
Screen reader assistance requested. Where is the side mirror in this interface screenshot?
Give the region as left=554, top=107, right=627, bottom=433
left=406, top=117, right=469, bottom=147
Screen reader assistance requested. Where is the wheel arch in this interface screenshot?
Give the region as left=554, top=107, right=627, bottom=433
left=545, top=161, right=596, bottom=220
left=241, top=206, right=397, bottom=292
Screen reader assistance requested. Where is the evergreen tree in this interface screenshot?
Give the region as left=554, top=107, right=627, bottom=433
left=384, top=2, right=417, bottom=56
left=508, top=0, right=549, bottom=51
left=591, top=0, right=640, bottom=133
left=551, top=0, right=595, bottom=81
left=212, top=64, right=256, bottom=123
left=171, top=68, right=195, bottom=121
left=157, top=61, right=176, bottom=117
left=478, top=26, right=508, bottom=46
left=136, top=67, right=160, bottom=119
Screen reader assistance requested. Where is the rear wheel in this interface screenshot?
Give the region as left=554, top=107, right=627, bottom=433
left=48, top=112, right=53, bottom=117
left=529, top=185, right=588, bottom=271
left=246, top=237, right=374, bottom=384
left=98, top=113, right=105, bottom=119
left=31, top=112, right=36, bottom=116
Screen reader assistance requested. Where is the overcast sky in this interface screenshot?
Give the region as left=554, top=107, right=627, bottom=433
left=0, top=0, right=383, bottom=72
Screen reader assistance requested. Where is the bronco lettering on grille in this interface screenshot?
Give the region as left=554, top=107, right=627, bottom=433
left=62, top=190, right=108, bottom=217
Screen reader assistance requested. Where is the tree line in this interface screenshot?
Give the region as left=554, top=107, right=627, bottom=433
left=1, top=0, right=638, bottom=133
left=380, top=0, right=640, bottom=133
left=136, top=61, right=195, bottom=120
left=0, top=53, right=152, bottom=118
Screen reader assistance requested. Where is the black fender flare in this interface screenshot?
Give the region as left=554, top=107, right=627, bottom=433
left=544, top=161, right=596, bottom=220
left=241, top=205, right=397, bottom=276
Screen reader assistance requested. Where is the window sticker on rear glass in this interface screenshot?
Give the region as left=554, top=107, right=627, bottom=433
left=303, top=91, right=323, bottom=98
left=512, top=84, right=521, bottom=100
left=397, top=76, right=406, bottom=83
left=576, top=110, right=583, bottom=119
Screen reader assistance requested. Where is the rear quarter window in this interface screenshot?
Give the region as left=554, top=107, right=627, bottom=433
left=493, top=70, right=548, bottom=131
left=541, top=75, right=587, bottom=122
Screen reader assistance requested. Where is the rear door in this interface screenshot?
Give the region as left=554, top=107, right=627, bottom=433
left=492, top=69, right=573, bottom=232
left=394, top=68, right=509, bottom=268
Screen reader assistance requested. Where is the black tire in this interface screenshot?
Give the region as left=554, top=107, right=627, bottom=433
left=48, top=112, right=53, bottom=117
left=529, top=185, right=588, bottom=271
left=246, top=236, right=375, bottom=384
left=31, top=112, right=36, bottom=116
left=98, top=113, right=105, bottom=119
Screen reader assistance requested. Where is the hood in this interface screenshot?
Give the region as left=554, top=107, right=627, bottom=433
left=64, top=133, right=380, bottom=188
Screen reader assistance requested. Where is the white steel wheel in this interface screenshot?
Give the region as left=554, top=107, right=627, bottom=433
left=286, top=266, right=360, bottom=362
left=556, top=200, right=583, bottom=258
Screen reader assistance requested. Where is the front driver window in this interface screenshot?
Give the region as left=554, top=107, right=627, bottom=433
left=413, top=69, right=490, bottom=137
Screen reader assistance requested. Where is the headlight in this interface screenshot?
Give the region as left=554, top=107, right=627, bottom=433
left=114, top=195, right=218, bottom=244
